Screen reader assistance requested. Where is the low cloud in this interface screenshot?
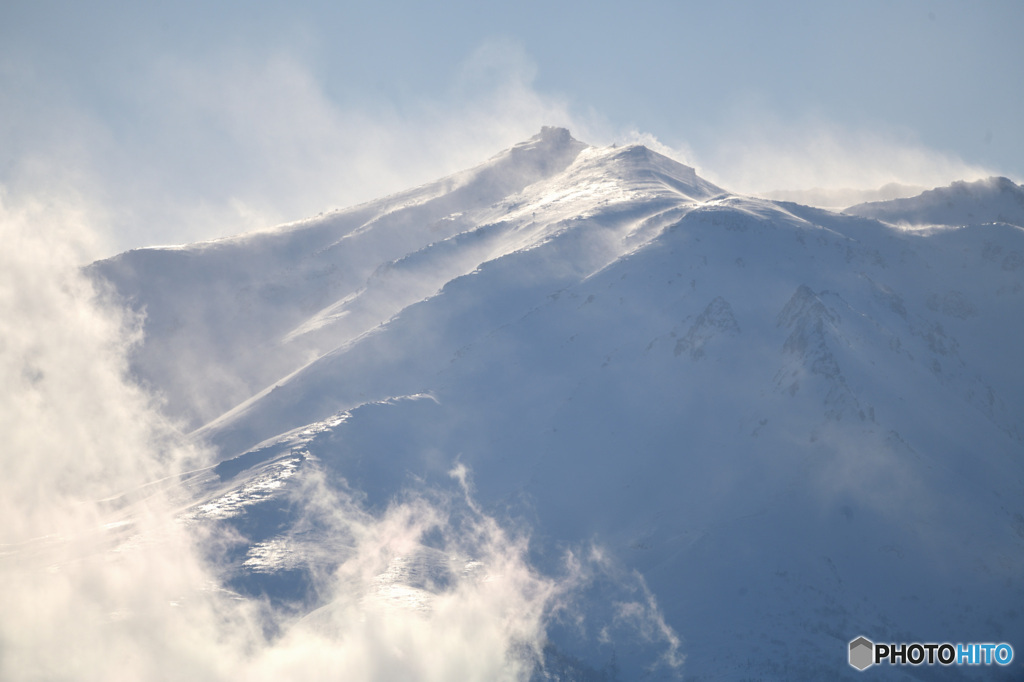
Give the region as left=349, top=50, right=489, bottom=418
left=0, top=197, right=221, bottom=678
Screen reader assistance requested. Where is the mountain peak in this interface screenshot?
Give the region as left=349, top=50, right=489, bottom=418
left=536, top=125, right=574, bottom=143
left=502, top=126, right=581, bottom=157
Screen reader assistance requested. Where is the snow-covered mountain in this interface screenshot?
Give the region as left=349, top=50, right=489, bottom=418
left=89, top=129, right=1024, bottom=680
left=846, top=176, right=1024, bottom=229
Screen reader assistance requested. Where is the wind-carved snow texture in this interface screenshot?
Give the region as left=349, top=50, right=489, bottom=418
left=73, top=129, right=1024, bottom=680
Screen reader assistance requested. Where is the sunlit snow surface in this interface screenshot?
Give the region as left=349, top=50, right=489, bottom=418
left=70, top=129, right=1024, bottom=679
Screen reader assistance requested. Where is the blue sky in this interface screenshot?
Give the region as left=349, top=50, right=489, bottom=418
left=2, top=0, right=1021, bottom=255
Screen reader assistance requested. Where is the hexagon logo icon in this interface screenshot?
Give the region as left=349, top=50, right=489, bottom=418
left=849, top=636, right=874, bottom=670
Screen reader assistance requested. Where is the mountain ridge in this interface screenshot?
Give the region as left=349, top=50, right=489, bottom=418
left=88, top=129, right=1024, bottom=680
left=845, top=175, right=1024, bottom=228
left=90, top=129, right=723, bottom=430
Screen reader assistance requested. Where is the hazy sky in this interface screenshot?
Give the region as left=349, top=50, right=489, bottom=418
left=2, top=0, right=1021, bottom=255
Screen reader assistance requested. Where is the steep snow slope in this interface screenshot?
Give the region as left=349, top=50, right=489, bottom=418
left=192, top=143, right=726, bottom=454
left=90, top=127, right=590, bottom=427
left=90, top=131, right=1024, bottom=680
left=846, top=176, right=1024, bottom=228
